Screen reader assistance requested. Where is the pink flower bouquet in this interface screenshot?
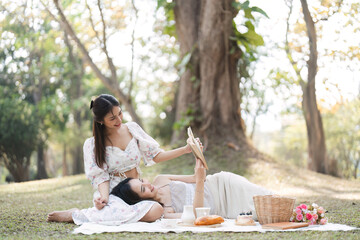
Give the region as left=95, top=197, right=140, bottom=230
left=290, top=203, right=327, bottom=225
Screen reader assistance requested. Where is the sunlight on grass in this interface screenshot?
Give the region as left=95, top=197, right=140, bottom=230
left=0, top=175, right=88, bottom=193
left=248, top=159, right=360, bottom=200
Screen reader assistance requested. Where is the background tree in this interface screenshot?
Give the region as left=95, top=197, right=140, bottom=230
left=0, top=88, right=39, bottom=182
left=42, top=0, right=143, bottom=125
left=158, top=0, right=268, bottom=157
left=281, top=0, right=346, bottom=174
left=63, top=31, right=86, bottom=174
left=0, top=0, right=85, bottom=180
left=323, top=98, right=360, bottom=179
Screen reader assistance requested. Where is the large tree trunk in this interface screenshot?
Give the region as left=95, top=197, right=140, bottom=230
left=171, top=0, right=201, bottom=143
left=172, top=0, right=248, bottom=150
left=72, top=145, right=83, bottom=174
left=62, top=143, right=68, bottom=176
left=72, top=70, right=84, bottom=174
left=300, top=0, right=328, bottom=174
left=33, top=70, right=48, bottom=180
left=64, top=31, right=85, bottom=174
left=36, top=144, right=48, bottom=179
left=354, top=160, right=359, bottom=179
left=4, top=154, right=30, bottom=182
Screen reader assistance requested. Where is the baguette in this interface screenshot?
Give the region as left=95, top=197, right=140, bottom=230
left=194, top=215, right=224, bottom=226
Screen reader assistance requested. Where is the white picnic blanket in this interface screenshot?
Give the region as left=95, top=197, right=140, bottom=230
left=73, top=219, right=358, bottom=235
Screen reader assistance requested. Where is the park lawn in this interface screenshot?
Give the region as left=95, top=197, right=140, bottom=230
left=0, top=158, right=359, bottom=240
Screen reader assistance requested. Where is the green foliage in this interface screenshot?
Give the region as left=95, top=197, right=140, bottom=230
left=232, top=0, right=267, bottom=59
left=145, top=80, right=177, bottom=145
left=240, top=76, right=272, bottom=138
left=231, top=2, right=270, bottom=137
left=232, top=1, right=269, bottom=19
left=253, top=112, right=308, bottom=168
left=259, top=98, right=360, bottom=179
left=177, top=52, right=192, bottom=76
left=173, top=105, right=195, bottom=131
left=0, top=87, right=39, bottom=180
left=323, top=99, right=360, bottom=179
left=1, top=8, right=68, bottom=130
left=0, top=0, right=96, bottom=179
left=156, top=0, right=177, bottom=37
left=0, top=89, right=39, bottom=153
left=274, top=119, right=308, bottom=167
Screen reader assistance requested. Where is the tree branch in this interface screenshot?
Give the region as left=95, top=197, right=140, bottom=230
left=85, top=0, right=102, bottom=45
left=129, top=0, right=139, bottom=101
left=316, top=0, right=344, bottom=23
left=41, top=0, right=143, bottom=125
left=47, top=0, right=115, bottom=91
left=97, top=0, right=117, bottom=82
left=284, top=0, right=305, bottom=88
left=300, top=0, right=317, bottom=86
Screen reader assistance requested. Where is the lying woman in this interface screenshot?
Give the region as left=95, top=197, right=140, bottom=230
left=111, top=159, right=273, bottom=220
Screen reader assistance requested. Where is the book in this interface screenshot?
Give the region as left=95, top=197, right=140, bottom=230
left=261, top=222, right=309, bottom=230
left=187, top=127, right=208, bottom=170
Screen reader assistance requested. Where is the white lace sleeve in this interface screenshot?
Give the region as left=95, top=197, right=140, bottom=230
left=126, top=122, right=164, bottom=166
left=83, top=138, right=110, bottom=189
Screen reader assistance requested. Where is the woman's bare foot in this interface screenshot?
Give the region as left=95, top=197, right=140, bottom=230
left=46, top=208, right=78, bottom=223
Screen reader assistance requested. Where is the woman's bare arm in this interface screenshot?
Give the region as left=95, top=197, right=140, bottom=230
left=193, top=159, right=205, bottom=210
left=140, top=203, right=164, bottom=222
left=95, top=181, right=110, bottom=210
left=98, top=181, right=110, bottom=198
left=153, top=137, right=202, bottom=164
left=153, top=146, right=191, bottom=163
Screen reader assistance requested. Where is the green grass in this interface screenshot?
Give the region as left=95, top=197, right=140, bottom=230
left=0, top=157, right=359, bottom=239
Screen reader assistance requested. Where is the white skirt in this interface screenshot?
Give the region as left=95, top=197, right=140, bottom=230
left=206, top=171, right=273, bottom=219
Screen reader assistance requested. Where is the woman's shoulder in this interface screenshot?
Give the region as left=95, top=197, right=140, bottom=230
left=153, top=175, right=171, bottom=185
left=83, top=137, right=94, bottom=148
left=125, top=122, right=143, bottom=135
left=125, top=121, right=140, bottom=129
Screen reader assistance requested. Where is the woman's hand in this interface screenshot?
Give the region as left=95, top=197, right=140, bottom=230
left=194, top=158, right=206, bottom=183
left=184, top=138, right=193, bottom=153
left=185, top=137, right=204, bottom=153
left=94, top=196, right=108, bottom=210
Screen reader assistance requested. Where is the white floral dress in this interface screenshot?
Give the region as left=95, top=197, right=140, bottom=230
left=72, top=122, right=164, bottom=225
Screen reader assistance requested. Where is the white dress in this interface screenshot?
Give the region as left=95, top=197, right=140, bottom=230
left=72, top=122, right=164, bottom=225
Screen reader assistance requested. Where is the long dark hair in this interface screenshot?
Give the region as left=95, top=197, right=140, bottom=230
left=90, top=94, right=120, bottom=168
left=111, top=178, right=143, bottom=205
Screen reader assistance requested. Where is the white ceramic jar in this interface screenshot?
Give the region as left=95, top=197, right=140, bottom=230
left=181, top=205, right=195, bottom=224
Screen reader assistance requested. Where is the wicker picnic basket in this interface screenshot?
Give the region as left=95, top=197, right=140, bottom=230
left=253, top=195, right=295, bottom=225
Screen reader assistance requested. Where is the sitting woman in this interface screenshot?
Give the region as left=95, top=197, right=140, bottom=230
left=111, top=159, right=273, bottom=220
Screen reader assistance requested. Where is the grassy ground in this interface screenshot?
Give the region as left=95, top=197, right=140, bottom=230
left=0, top=155, right=359, bottom=239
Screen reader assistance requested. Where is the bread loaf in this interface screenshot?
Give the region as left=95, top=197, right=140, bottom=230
left=194, top=215, right=224, bottom=225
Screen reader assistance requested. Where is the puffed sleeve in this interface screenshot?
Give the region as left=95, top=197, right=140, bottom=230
left=83, top=137, right=110, bottom=189
left=126, top=122, right=164, bottom=166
